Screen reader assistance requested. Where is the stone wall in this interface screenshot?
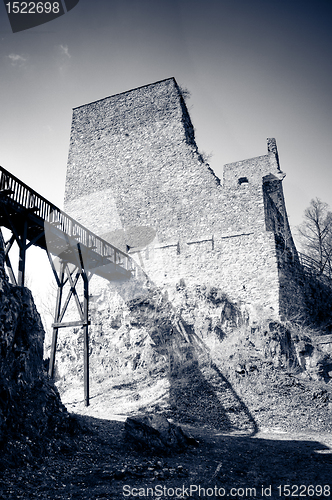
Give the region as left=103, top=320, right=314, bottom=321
left=64, top=77, right=304, bottom=321
left=65, top=78, right=222, bottom=245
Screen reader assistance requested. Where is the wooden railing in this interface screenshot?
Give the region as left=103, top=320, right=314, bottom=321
left=0, top=165, right=134, bottom=272
left=298, top=252, right=332, bottom=284
left=298, top=253, right=320, bottom=272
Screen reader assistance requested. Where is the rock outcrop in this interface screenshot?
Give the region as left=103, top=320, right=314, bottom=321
left=55, top=275, right=332, bottom=434
left=0, top=233, right=75, bottom=468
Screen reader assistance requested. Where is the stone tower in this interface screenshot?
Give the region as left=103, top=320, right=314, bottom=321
left=64, top=77, right=304, bottom=321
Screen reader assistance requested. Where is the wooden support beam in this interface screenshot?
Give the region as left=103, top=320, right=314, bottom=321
left=26, top=229, right=45, bottom=249
left=48, top=260, right=66, bottom=379
left=52, top=271, right=81, bottom=327
left=0, top=189, right=14, bottom=195
left=48, top=256, right=91, bottom=409
left=63, top=267, right=84, bottom=321
left=5, top=234, right=15, bottom=256
left=45, top=251, right=62, bottom=287
left=22, top=206, right=40, bottom=214
left=0, top=230, right=17, bottom=285
left=46, top=252, right=77, bottom=290
left=18, top=220, right=27, bottom=286
left=5, top=253, right=17, bottom=285
left=83, top=271, right=89, bottom=407
left=77, top=242, right=90, bottom=407
left=1, top=205, right=24, bottom=250
left=51, top=320, right=91, bottom=328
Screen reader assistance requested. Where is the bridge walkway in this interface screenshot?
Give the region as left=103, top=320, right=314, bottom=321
left=0, top=165, right=137, bottom=406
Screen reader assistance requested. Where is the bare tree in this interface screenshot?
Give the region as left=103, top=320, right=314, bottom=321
left=297, top=198, right=332, bottom=277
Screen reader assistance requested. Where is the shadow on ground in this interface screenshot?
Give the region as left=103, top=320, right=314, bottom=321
left=200, top=430, right=332, bottom=493
left=160, top=316, right=258, bottom=436
left=166, top=361, right=258, bottom=436
left=1, top=414, right=331, bottom=499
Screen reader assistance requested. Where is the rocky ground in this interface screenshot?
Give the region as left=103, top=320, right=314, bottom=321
left=1, top=411, right=331, bottom=500
left=3, top=331, right=329, bottom=500
left=2, top=334, right=332, bottom=500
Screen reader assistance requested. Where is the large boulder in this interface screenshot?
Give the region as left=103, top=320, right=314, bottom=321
left=124, top=414, right=198, bottom=453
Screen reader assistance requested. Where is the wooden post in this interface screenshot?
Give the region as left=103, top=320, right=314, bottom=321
left=3, top=235, right=17, bottom=285
left=4, top=254, right=17, bottom=286
left=76, top=242, right=90, bottom=406
left=17, top=220, right=27, bottom=286
left=83, top=272, right=89, bottom=406
left=48, top=261, right=65, bottom=378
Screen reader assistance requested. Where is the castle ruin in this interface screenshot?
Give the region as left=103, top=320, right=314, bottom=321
left=64, top=77, right=304, bottom=322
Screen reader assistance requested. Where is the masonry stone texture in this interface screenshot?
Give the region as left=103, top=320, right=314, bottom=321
left=64, top=77, right=304, bottom=322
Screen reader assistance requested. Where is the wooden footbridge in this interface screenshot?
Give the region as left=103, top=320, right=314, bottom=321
left=0, top=165, right=137, bottom=406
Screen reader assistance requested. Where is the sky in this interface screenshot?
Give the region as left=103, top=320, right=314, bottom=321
left=1, top=0, right=332, bottom=298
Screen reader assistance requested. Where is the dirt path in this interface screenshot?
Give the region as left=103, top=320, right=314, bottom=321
left=1, top=406, right=331, bottom=500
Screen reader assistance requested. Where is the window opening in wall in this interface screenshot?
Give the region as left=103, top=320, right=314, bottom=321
left=238, top=177, right=249, bottom=185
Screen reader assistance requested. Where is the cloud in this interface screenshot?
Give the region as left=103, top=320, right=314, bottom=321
left=8, top=53, right=27, bottom=66
left=59, top=45, right=71, bottom=58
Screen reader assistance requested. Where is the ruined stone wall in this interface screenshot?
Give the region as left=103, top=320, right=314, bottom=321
left=220, top=143, right=304, bottom=319
left=64, top=78, right=222, bottom=245
left=128, top=231, right=280, bottom=321
left=261, top=148, right=304, bottom=319
left=64, top=78, right=304, bottom=321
